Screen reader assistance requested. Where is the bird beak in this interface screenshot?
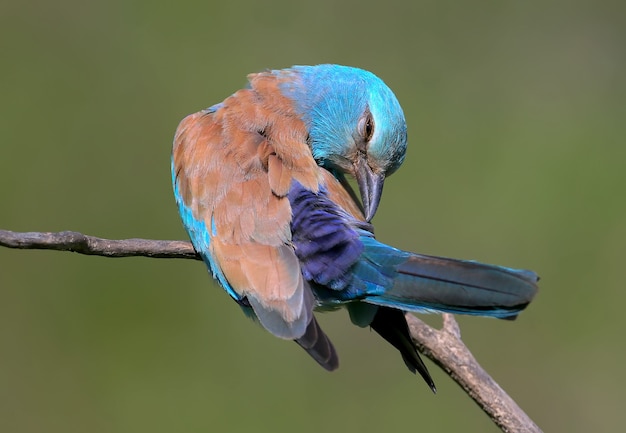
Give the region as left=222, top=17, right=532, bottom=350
left=355, top=155, right=384, bottom=222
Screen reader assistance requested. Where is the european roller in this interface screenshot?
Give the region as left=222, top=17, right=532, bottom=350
left=171, top=64, right=538, bottom=391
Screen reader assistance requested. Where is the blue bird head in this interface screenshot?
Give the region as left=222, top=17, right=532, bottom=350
left=278, top=64, right=408, bottom=221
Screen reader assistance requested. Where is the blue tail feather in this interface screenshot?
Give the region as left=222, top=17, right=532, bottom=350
left=314, top=235, right=538, bottom=320
left=355, top=236, right=538, bottom=319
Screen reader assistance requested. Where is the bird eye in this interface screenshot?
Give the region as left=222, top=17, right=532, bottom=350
left=359, top=110, right=375, bottom=142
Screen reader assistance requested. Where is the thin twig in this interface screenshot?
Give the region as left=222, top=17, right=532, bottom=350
left=0, top=228, right=541, bottom=433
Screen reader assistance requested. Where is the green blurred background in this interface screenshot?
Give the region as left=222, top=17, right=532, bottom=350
left=1, top=0, right=624, bottom=432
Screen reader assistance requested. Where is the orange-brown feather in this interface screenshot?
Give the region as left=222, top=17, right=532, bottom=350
left=172, top=73, right=330, bottom=338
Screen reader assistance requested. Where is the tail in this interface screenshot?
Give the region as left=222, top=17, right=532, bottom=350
left=310, top=237, right=538, bottom=390
left=355, top=237, right=539, bottom=319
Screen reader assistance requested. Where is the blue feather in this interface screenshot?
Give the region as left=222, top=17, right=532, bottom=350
left=287, top=176, right=537, bottom=318
left=356, top=236, right=538, bottom=318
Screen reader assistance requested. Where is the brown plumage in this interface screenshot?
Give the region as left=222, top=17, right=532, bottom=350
left=172, top=71, right=360, bottom=362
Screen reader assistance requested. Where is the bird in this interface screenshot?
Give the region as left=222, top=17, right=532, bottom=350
left=171, top=64, right=538, bottom=392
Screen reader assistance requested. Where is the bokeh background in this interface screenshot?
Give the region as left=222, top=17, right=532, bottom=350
left=1, top=1, right=624, bottom=432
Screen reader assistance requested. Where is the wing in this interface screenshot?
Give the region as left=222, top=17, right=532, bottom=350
left=171, top=72, right=323, bottom=340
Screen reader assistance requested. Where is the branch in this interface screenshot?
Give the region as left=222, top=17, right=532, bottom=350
left=1, top=229, right=540, bottom=433
left=406, top=313, right=541, bottom=433
left=0, top=229, right=199, bottom=259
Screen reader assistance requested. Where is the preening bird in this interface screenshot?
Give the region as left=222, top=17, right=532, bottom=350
left=171, top=64, right=538, bottom=392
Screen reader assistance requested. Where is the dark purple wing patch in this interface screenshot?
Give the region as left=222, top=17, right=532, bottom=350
left=288, top=181, right=364, bottom=289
